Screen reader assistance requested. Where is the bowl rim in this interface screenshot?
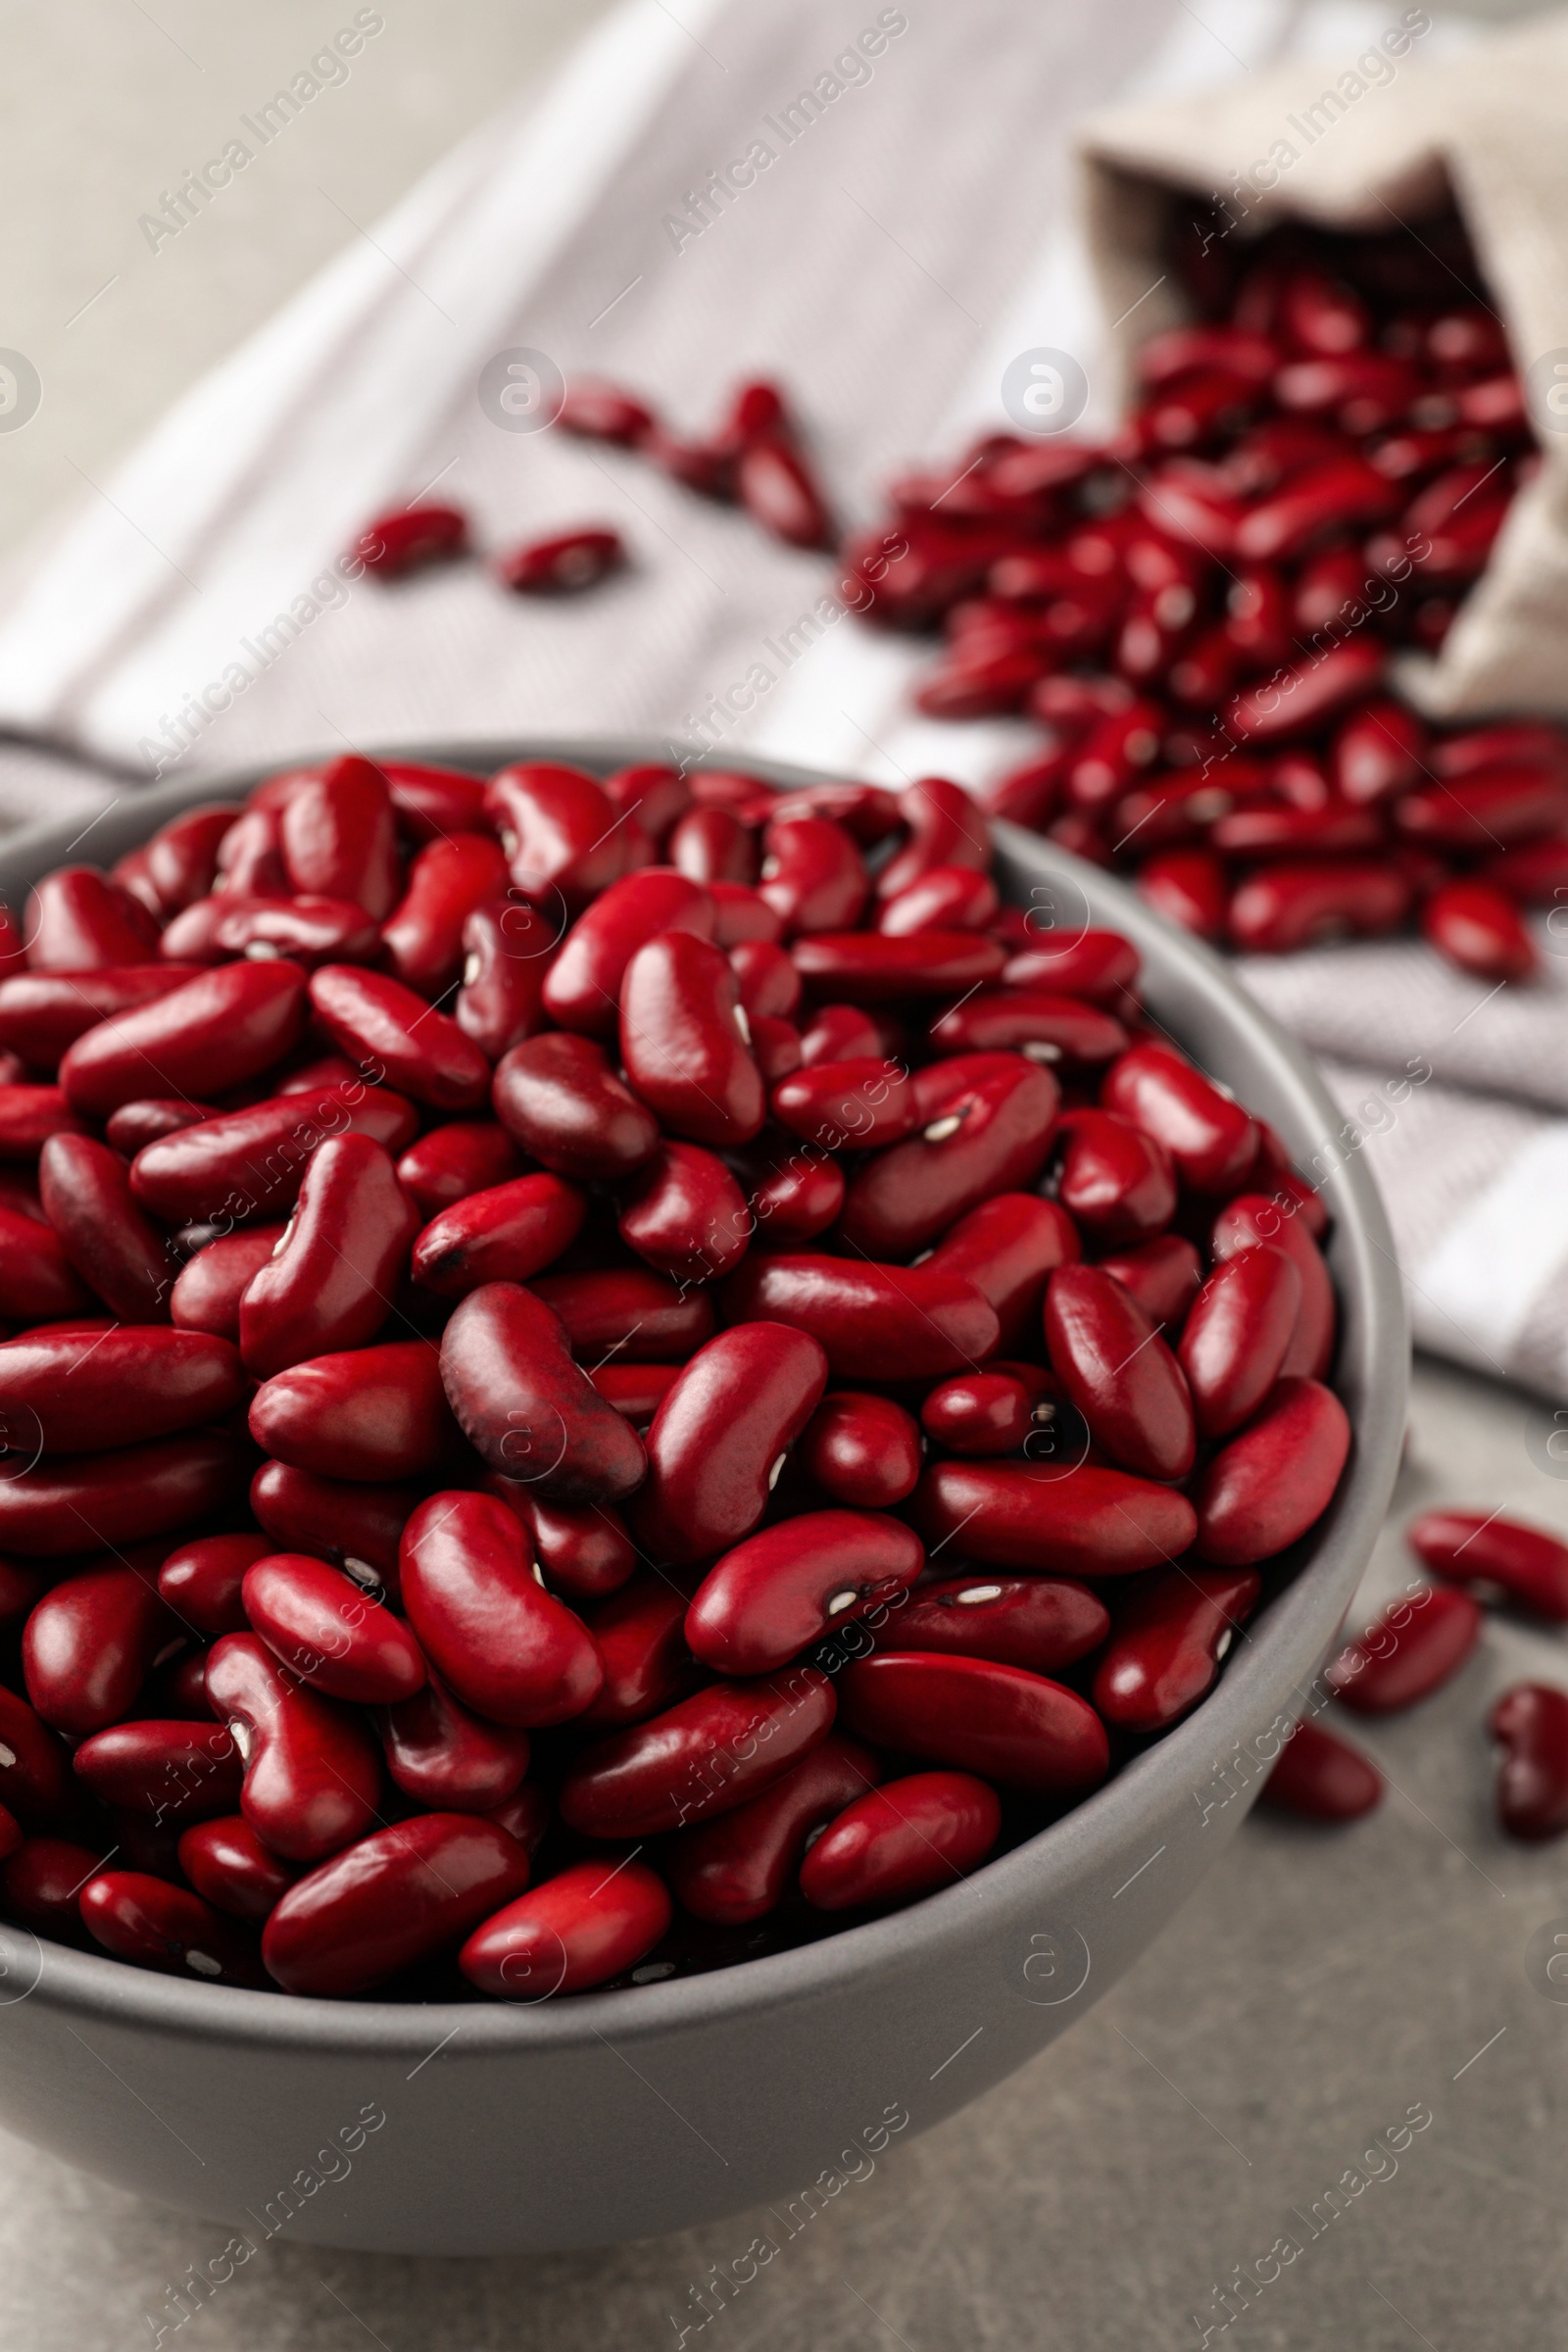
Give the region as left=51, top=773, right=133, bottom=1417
left=0, top=736, right=1407, bottom=2053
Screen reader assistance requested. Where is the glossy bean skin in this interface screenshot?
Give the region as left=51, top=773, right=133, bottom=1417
left=486, top=761, right=626, bottom=911
left=377, top=1670, right=531, bottom=1810
left=602, top=760, right=690, bottom=840
left=106, top=1099, right=215, bottom=1154
left=664, top=1735, right=880, bottom=1924
left=401, top=1490, right=602, bottom=1728
left=263, top=1813, right=531, bottom=1996
left=1421, top=878, right=1536, bottom=981
left=687, top=1510, right=925, bottom=1676
left=1003, top=930, right=1139, bottom=1004
left=543, top=870, right=713, bottom=1036
left=489, top=1484, right=639, bottom=1602
left=25, top=868, right=159, bottom=971
left=560, top=1668, right=836, bottom=1836
left=162, top=892, right=381, bottom=968
left=23, top=1563, right=174, bottom=1735
left=799, top=1391, right=922, bottom=1508
left=381, top=834, right=512, bottom=997
left=59, top=962, right=308, bottom=1119
left=1045, top=1264, right=1196, bottom=1480
left=1490, top=1685, right=1568, bottom=1840
left=838, top=1652, right=1108, bottom=1798
left=1, top=1836, right=106, bottom=1933
left=800, top=1770, right=1002, bottom=1910
left=242, top=1555, right=426, bottom=1704
left=0, top=1431, right=246, bottom=1557
left=1092, top=1564, right=1259, bottom=1733
left=769, top=1057, right=918, bottom=1152
left=619, top=931, right=764, bottom=1149
left=670, top=806, right=758, bottom=886
left=206, top=1634, right=383, bottom=1863
left=758, top=817, right=867, bottom=936
left=455, top=899, right=552, bottom=1060
left=632, top=1323, right=828, bottom=1565
left=279, top=757, right=401, bottom=918
left=439, top=1282, right=648, bottom=1501
left=0, top=964, right=206, bottom=1068
left=921, top=1371, right=1032, bottom=1456
left=0, top=1325, right=243, bottom=1451
left=250, top=1461, right=417, bottom=1585
left=1211, top=1195, right=1335, bottom=1380
left=728, top=939, right=801, bottom=1021
left=725, top=1130, right=845, bottom=1242
left=798, top=1004, right=884, bottom=1064
left=249, top=1341, right=455, bottom=1482
left=877, top=777, right=990, bottom=901
left=617, top=1141, right=751, bottom=1283
left=460, top=1857, right=670, bottom=1998
left=721, top=1254, right=999, bottom=1383
left=411, top=1174, right=586, bottom=1298
left=1101, top=1042, right=1256, bottom=1195
left=530, top=1266, right=714, bottom=1364
left=170, top=1227, right=285, bottom=1337
left=0, top=1685, right=78, bottom=1825
left=73, top=1718, right=244, bottom=1825
left=578, top=1574, right=695, bottom=1728
left=492, top=1033, right=659, bottom=1181
left=924, top=1192, right=1079, bottom=1355
left=1407, top=1509, right=1568, bottom=1620
left=1325, top=1585, right=1482, bottom=1714
left=0, top=1089, right=91, bottom=1165
left=1095, top=1235, right=1202, bottom=1328
left=878, top=865, right=1000, bottom=936
left=1196, top=1378, right=1350, bottom=1566
left=37, top=1133, right=172, bottom=1322
left=129, top=1080, right=418, bottom=1227
left=876, top=1574, right=1108, bottom=1672
left=929, top=991, right=1126, bottom=1068
left=309, top=966, right=490, bottom=1112
left=1179, top=1247, right=1302, bottom=1438
left=0, top=1204, right=99, bottom=1324
left=78, top=1871, right=262, bottom=1984
left=792, top=930, right=1004, bottom=1004
left=396, top=1122, right=523, bottom=1219
left=159, top=1534, right=273, bottom=1637
left=239, top=1135, right=418, bottom=1380
left=1228, top=859, right=1409, bottom=954
left=916, top=1461, right=1198, bottom=1577
left=1260, top=1718, right=1382, bottom=1822
left=178, top=1815, right=299, bottom=1922
left=1053, top=1109, right=1176, bottom=1243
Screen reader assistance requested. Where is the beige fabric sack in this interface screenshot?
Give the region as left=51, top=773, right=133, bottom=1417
left=1077, top=7, right=1568, bottom=719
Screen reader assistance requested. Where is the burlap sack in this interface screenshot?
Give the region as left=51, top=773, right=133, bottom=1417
left=1077, top=7, right=1568, bottom=720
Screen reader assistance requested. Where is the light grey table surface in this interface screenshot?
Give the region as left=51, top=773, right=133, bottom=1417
left=4, top=6, right=1568, bottom=2347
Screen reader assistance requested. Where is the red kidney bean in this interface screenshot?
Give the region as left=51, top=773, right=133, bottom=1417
left=722, top=1253, right=999, bottom=1382
left=206, top=1633, right=382, bottom=1862
left=1101, top=1042, right=1256, bottom=1196
left=543, top=870, right=714, bottom=1040
left=0, top=1087, right=91, bottom=1163
left=798, top=1004, right=885, bottom=1064
left=497, top=526, right=624, bottom=594
left=492, top=1032, right=659, bottom=1181
left=603, top=760, right=691, bottom=841
left=171, top=1226, right=285, bottom=1337
left=0, top=1206, right=98, bottom=1326
left=876, top=777, right=991, bottom=902
left=162, top=891, right=383, bottom=968
left=178, top=1815, right=299, bottom=1921
left=0, top=1430, right=246, bottom=1557
left=530, top=1265, right=714, bottom=1363
left=1093, top=1564, right=1259, bottom=1733
left=1179, top=1246, right=1301, bottom=1438
left=74, top=1717, right=243, bottom=1825
left=356, top=502, right=467, bottom=576
left=24, top=868, right=159, bottom=971
left=670, top=806, right=758, bottom=886
left=23, top=1563, right=174, bottom=1736
left=215, top=804, right=287, bottom=897
left=396, top=1120, right=523, bottom=1217
left=308, top=965, right=489, bottom=1112
left=562, top=1666, right=836, bottom=1837
left=878, top=865, right=1000, bottom=937
left=1330, top=699, right=1426, bottom=804
left=412, top=1174, right=586, bottom=1298
left=880, top=1574, right=1108, bottom=1672
left=799, top=1391, right=922, bottom=1509
left=921, top=1370, right=1032, bottom=1456
left=129, top=1079, right=418, bottom=1227
left=57, top=959, right=306, bottom=1119
left=1045, top=1263, right=1196, bottom=1480
left=106, top=1099, right=217, bottom=1154
left=751, top=1009, right=800, bottom=1083
left=1260, top=1717, right=1382, bottom=1821
left=1327, top=1584, right=1482, bottom=1714
left=923, top=1192, right=1079, bottom=1354
left=1396, top=765, right=1568, bottom=852
left=617, top=1140, right=750, bottom=1283
left=455, top=898, right=553, bottom=1059
left=632, top=1323, right=827, bottom=1565
left=1420, top=878, right=1536, bottom=981
left=278, top=758, right=400, bottom=919
left=1197, top=1378, right=1350, bottom=1567
left=736, top=435, right=834, bottom=550
left=118, top=803, right=241, bottom=920
left=619, top=930, right=764, bottom=1149
left=578, top=1574, right=694, bottom=1728
left=486, top=761, right=627, bottom=911
left=440, top=1283, right=646, bottom=1502
left=929, top=990, right=1126, bottom=1067
left=1489, top=1685, right=1568, bottom=1841
left=36, top=1133, right=172, bottom=1322
left=1211, top=1194, right=1335, bottom=1380
left=79, top=1870, right=262, bottom=1984
left=490, top=1484, right=639, bottom=1602
left=0, top=964, right=206, bottom=1067
left=263, top=1812, right=530, bottom=1996
left=378, top=1670, right=531, bottom=1812
left=1003, top=932, right=1139, bottom=1007
left=242, top=1554, right=426, bottom=1704
left=688, top=1510, right=924, bottom=1677
left=917, top=1459, right=1197, bottom=1577
left=726, top=1128, right=845, bottom=1241
left=461, top=1855, right=670, bottom=1998
left=1053, top=1109, right=1177, bottom=1243
left=729, top=939, right=803, bottom=1022
left=839, top=1055, right=1058, bottom=1258
left=239, top=1135, right=417, bottom=1379
left=770, top=1055, right=918, bottom=1151
left=559, top=378, right=655, bottom=442
left=665, top=1735, right=879, bottom=1924
left=0, top=1685, right=78, bottom=1826
left=380, top=834, right=512, bottom=998
left=1, top=1836, right=105, bottom=1933
left=758, top=817, right=867, bottom=937
left=1406, top=1509, right=1568, bottom=1619
left=249, top=1461, right=416, bottom=1587
left=840, top=1652, right=1107, bottom=1797
left=159, top=1534, right=272, bottom=1637
left=401, top=1490, right=601, bottom=1728
left=792, top=929, right=1004, bottom=1004
left=800, top=1769, right=1002, bottom=1910
left=707, top=881, right=785, bottom=948
left=1095, top=1234, right=1202, bottom=1327
left=0, top=1324, right=242, bottom=1451
left=1229, top=858, right=1410, bottom=953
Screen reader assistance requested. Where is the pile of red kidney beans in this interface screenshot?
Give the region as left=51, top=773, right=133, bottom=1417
left=0, top=750, right=1373, bottom=2003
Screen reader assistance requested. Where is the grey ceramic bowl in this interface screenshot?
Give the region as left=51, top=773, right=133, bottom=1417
left=0, top=742, right=1405, bottom=2254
